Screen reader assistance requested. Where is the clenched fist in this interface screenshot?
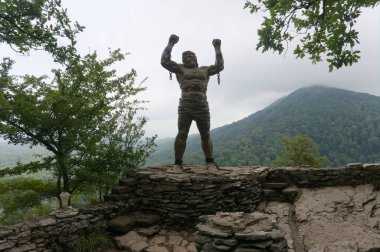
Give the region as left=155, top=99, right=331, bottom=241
left=212, top=39, right=221, bottom=48
left=169, top=34, right=179, bottom=45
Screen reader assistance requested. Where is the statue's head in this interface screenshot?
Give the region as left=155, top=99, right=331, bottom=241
left=182, top=51, right=198, bottom=68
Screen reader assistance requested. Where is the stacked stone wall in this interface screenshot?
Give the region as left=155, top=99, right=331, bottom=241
left=0, top=202, right=129, bottom=252
left=1, top=163, right=379, bottom=251
left=267, top=163, right=380, bottom=188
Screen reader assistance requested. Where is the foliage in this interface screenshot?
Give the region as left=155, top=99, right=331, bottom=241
left=148, top=86, right=380, bottom=167
left=0, top=178, right=56, bottom=225
left=0, top=50, right=156, bottom=206
left=48, top=230, right=113, bottom=252
left=244, top=0, right=380, bottom=71
left=274, top=135, right=324, bottom=167
left=0, top=0, right=84, bottom=64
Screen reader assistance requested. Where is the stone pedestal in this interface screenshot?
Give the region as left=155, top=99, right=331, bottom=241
left=105, top=165, right=268, bottom=224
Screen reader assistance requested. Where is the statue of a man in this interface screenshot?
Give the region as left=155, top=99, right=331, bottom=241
left=161, top=34, right=224, bottom=172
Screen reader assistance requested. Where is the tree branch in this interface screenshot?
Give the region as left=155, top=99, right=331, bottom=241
left=6, top=120, right=59, bottom=155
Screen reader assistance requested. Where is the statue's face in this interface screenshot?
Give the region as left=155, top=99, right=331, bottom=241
left=182, top=52, right=197, bottom=68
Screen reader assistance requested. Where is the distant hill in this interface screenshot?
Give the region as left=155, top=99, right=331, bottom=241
left=0, top=142, right=47, bottom=168
left=147, top=86, right=380, bottom=167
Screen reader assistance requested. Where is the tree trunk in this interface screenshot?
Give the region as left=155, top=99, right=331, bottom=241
left=57, top=155, right=70, bottom=206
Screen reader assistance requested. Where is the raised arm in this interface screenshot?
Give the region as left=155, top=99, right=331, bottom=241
left=208, top=39, right=224, bottom=76
left=161, top=34, right=182, bottom=74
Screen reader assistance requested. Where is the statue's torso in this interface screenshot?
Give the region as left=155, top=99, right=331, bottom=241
left=176, top=66, right=209, bottom=102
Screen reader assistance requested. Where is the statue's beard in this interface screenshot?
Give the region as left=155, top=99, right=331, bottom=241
left=184, top=60, right=197, bottom=68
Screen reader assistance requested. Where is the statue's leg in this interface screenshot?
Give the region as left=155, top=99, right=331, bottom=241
left=174, top=114, right=192, bottom=164
left=196, top=119, right=213, bottom=160
left=196, top=119, right=220, bottom=172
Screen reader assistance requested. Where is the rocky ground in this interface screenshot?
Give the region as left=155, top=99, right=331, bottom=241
left=258, top=184, right=380, bottom=252
left=100, top=164, right=380, bottom=252
left=295, top=184, right=380, bottom=251
left=104, top=210, right=196, bottom=252
left=103, top=184, right=380, bottom=251
left=100, top=228, right=196, bottom=252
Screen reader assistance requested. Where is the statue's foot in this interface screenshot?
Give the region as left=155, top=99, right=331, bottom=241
left=167, top=164, right=183, bottom=173
left=206, top=162, right=220, bottom=173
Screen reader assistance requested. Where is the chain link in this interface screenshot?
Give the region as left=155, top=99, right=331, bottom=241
left=169, top=72, right=172, bottom=80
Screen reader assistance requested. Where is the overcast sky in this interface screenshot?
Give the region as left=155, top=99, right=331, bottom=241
left=1, top=0, right=379, bottom=139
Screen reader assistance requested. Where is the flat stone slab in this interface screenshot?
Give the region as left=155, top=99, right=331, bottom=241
left=108, top=214, right=137, bottom=233
left=195, top=212, right=287, bottom=251
left=139, top=164, right=268, bottom=181
left=295, top=184, right=380, bottom=251
left=108, top=211, right=161, bottom=233
left=134, top=211, right=161, bottom=226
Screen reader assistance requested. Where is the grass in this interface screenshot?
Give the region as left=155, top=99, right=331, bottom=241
left=70, top=230, right=114, bottom=252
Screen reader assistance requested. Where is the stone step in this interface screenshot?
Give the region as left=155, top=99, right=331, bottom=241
left=282, top=187, right=299, bottom=202
left=263, top=187, right=299, bottom=203
left=263, top=182, right=289, bottom=190
left=104, top=194, right=130, bottom=202
left=347, top=163, right=363, bottom=168
left=119, top=177, right=137, bottom=186
left=108, top=211, right=161, bottom=234
left=112, top=185, right=135, bottom=194
left=108, top=214, right=137, bottom=233
left=134, top=211, right=161, bottom=227
left=263, top=189, right=284, bottom=201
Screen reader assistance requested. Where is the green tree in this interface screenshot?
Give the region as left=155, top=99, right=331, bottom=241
left=0, top=178, right=56, bottom=225
left=244, top=0, right=380, bottom=71
left=275, top=135, right=325, bottom=167
left=0, top=0, right=84, bottom=64
left=0, top=49, right=156, bottom=206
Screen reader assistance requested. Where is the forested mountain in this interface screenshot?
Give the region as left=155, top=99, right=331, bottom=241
left=2, top=86, right=379, bottom=168
left=147, top=86, right=380, bottom=167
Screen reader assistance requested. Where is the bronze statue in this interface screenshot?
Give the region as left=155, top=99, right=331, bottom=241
left=161, top=34, right=224, bottom=172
